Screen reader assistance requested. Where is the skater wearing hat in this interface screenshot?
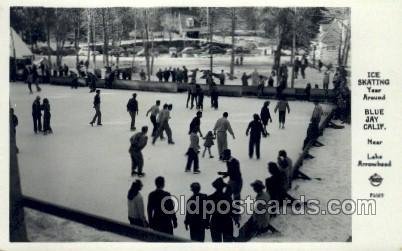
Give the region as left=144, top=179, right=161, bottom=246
left=184, top=182, right=208, bottom=241
left=218, top=149, right=243, bottom=201
left=127, top=93, right=139, bottom=131
left=206, top=177, right=239, bottom=242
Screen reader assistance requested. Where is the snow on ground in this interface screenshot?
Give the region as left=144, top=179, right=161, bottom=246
left=10, top=82, right=349, bottom=242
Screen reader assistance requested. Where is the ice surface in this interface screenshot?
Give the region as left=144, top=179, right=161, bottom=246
left=10, top=83, right=349, bottom=242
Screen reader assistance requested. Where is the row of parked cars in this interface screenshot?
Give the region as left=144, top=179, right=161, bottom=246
left=33, top=42, right=257, bottom=58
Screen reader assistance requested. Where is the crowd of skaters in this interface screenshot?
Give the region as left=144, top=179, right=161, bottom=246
left=11, top=58, right=347, bottom=242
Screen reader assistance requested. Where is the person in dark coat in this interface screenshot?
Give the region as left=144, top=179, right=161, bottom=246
left=89, top=90, right=102, bottom=126
left=246, top=114, right=266, bottom=159
left=210, top=83, right=219, bottom=109
left=305, top=83, right=312, bottom=101
left=156, top=69, right=163, bottom=82
left=195, top=85, right=204, bottom=110
left=185, top=128, right=201, bottom=173
left=127, top=93, right=139, bottom=131
left=260, top=101, right=273, bottom=136
left=10, top=108, right=19, bottom=153
left=163, top=68, right=170, bottom=82
left=63, top=64, right=69, bottom=76
left=293, top=57, right=301, bottom=79
left=219, top=70, right=225, bottom=85
left=147, top=176, right=178, bottom=235
left=189, top=111, right=203, bottom=137
left=303, top=121, right=320, bottom=150
left=171, top=68, right=177, bottom=82
left=265, top=162, right=297, bottom=207
left=241, top=72, right=250, bottom=86
left=41, top=98, right=53, bottom=135
left=300, top=55, right=308, bottom=79
left=183, top=66, right=189, bottom=83
left=129, top=126, right=148, bottom=177
left=267, top=75, right=274, bottom=87
left=70, top=71, right=79, bottom=89
left=318, top=59, right=323, bottom=72
left=32, top=96, right=42, bottom=133
left=186, top=83, right=196, bottom=109
left=184, top=182, right=208, bottom=242
left=139, top=69, right=146, bottom=81
left=218, top=149, right=243, bottom=201
left=207, top=177, right=239, bottom=242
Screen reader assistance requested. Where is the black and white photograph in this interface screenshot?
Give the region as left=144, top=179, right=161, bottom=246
left=8, top=4, right=356, bottom=243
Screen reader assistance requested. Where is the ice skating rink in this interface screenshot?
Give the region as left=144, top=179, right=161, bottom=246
left=10, top=83, right=350, bottom=241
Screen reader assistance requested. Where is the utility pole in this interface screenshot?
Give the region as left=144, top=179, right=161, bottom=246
left=290, top=7, right=297, bottom=89
left=230, top=8, right=236, bottom=75
left=208, top=7, right=213, bottom=72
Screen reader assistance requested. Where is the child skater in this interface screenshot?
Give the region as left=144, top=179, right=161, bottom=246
left=202, top=131, right=215, bottom=158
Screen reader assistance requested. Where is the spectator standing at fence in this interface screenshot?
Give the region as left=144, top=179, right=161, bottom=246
left=207, top=177, right=238, bottom=242
left=246, top=114, right=266, bottom=159
left=156, top=69, right=163, bottom=82
left=129, top=126, right=148, bottom=177
left=210, top=83, right=219, bottom=109
left=251, top=69, right=259, bottom=86
left=323, top=70, right=330, bottom=90
left=89, top=90, right=102, bottom=126
left=274, top=97, right=290, bottom=129
left=241, top=72, right=250, bottom=86
left=171, top=68, right=177, bottom=82
left=127, top=93, right=139, bottom=131
left=184, top=182, right=208, bottom=242
left=41, top=98, right=53, bottom=135
left=300, top=55, right=308, bottom=79
left=318, top=59, right=323, bottom=72
left=294, top=57, right=301, bottom=79
left=146, top=100, right=161, bottom=137
left=147, top=176, right=177, bottom=235
left=139, top=69, right=146, bottom=81
left=163, top=68, right=170, bottom=82
left=32, top=96, right=42, bottom=133
left=127, top=180, right=148, bottom=227
left=63, top=64, right=69, bottom=76
left=183, top=66, right=189, bottom=83
left=213, top=112, right=235, bottom=160
left=268, top=74, right=274, bottom=87
left=260, top=101, right=272, bottom=136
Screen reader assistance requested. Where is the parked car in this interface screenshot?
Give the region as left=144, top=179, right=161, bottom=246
left=78, top=47, right=100, bottom=56
left=226, top=46, right=251, bottom=55
left=201, top=45, right=226, bottom=54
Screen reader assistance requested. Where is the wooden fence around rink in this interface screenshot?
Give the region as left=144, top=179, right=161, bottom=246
left=291, top=108, right=336, bottom=180
left=47, top=76, right=336, bottom=102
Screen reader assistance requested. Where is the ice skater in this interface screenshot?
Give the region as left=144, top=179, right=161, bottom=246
left=152, top=104, right=174, bottom=144
left=189, top=111, right=203, bottom=137
left=89, top=90, right=102, bottom=126
left=218, top=149, right=243, bottom=201
left=185, top=128, right=201, bottom=174
left=41, top=98, right=53, bottom=135
left=196, top=85, right=204, bottom=110
left=129, top=126, right=148, bottom=177
left=246, top=114, right=266, bottom=159
left=274, top=96, right=290, bottom=129
left=146, top=100, right=161, bottom=137
left=213, top=112, right=235, bottom=160
left=202, top=131, right=215, bottom=158
left=32, top=96, right=42, bottom=133
left=127, top=93, right=139, bottom=131
left=260, top=101, right=272, bottom=136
